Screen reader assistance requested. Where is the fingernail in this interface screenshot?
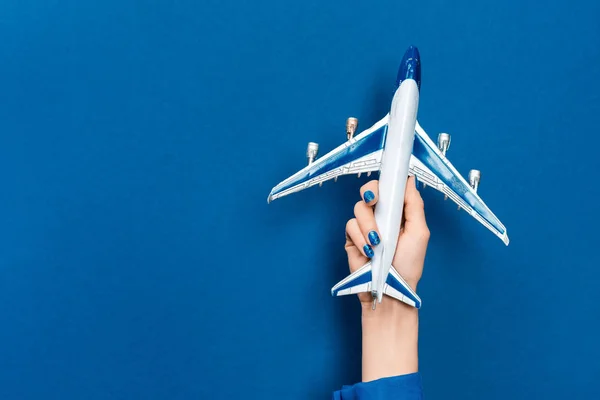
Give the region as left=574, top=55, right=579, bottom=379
left=363, top=190, right=375, bottom=203
left=363, top=244, right=374, bottom=258
left=368, top=231, right=380, bottom=246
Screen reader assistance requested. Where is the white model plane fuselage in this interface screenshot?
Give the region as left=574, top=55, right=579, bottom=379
left=371, top=79, right=419, bottom=304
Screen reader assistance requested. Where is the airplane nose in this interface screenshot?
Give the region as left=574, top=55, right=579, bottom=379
left=395, top=45, right=421, bottom=91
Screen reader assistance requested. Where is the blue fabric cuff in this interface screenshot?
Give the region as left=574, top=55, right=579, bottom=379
left=332, top=372, right=423, bottom=400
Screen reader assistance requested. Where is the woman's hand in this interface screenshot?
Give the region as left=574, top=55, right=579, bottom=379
left=343, top=176, right=430, bottom=381
left=344, top=176, right=430, bottom=306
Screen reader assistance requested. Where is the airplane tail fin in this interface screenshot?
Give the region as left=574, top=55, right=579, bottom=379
left=384, top=266, right=421, bottom=309
left=331, top=262, right=372, bottom=297
left=331, top=263, right=421, bottom=309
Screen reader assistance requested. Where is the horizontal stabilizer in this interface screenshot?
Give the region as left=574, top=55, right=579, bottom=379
left=331, top=262, right=372, bottom=297
left=384, top=266, right=421, bottom=309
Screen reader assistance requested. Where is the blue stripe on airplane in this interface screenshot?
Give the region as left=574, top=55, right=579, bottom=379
left=385, top=272, right=421, bottom=308
left=332, top=270, right=372, bottom=296
left=271, top=125, right=388, bottom=196
left=412, top=132, right=506, bottom=235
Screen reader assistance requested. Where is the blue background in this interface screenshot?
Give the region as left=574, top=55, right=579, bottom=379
left=1, top=0, right=599, bottom=399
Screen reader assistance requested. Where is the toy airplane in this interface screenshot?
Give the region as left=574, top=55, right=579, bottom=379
left=267, top=46, right=509, bottom=310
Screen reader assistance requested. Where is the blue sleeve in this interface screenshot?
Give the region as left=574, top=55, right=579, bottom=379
left=332, top=373, right=423, bottom=400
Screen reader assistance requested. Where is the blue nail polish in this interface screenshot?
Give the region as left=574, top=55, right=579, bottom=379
left=364, top=190, right=375, bottom=203
left=368, top=231, right=380, bottom=246
left=363, top=244, right=374, bottom=258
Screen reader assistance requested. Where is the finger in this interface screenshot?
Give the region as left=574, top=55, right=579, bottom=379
left=346, top=218, right=375, bottom=258
left=354, top=201, right=381, bottom=247
left=403, top=176, right=429, bottom=235
left=344, top=236, right=367, bottom=273
left=360, top=180, right=379, bottom=206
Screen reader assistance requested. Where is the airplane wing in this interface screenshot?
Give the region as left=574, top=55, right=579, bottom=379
left=409, top=121, right=509, bottom=245
left=267, top=116, right=389, bottom=202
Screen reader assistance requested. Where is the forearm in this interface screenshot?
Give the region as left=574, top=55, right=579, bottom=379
left=361, top=298, right=419, bottom=382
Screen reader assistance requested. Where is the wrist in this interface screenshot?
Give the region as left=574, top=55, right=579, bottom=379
left=361, top=297, right=419, bottom=382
